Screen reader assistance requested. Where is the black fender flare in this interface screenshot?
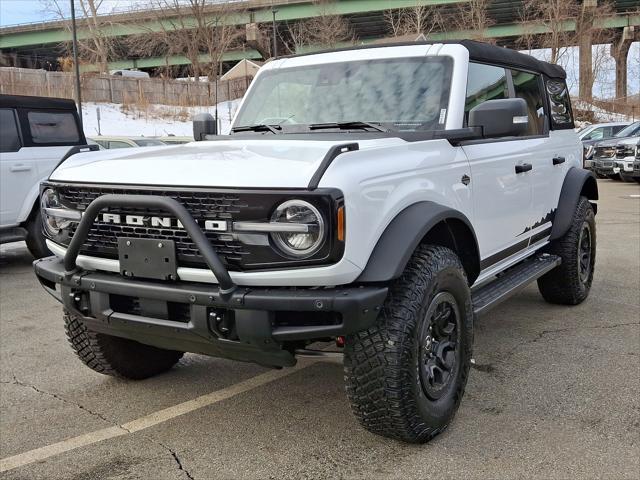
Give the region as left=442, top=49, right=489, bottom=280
left=356, top=202, right=480, bottom=284
left=550, top=167, right=598, bottom=240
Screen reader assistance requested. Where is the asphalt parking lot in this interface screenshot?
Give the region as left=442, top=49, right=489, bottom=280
left=0, top=179, right=638, bottom=480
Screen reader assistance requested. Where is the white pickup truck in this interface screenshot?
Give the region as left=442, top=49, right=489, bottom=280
left=34, top=41, right=597, bottom=443
left=0, top=94, right=96, bottom=257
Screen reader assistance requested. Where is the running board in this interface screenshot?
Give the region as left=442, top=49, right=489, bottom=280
left=472, top=254, right=561, bottom=316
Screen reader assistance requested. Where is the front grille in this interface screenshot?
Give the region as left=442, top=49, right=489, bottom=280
left=594, top=147, right=615, bottom=159
left=51, top=183, right=343, bottom=272
left=616, top=146, right=634, bottom=159
left=59, top=185, right=250, bottom=269
left=597, top=160, right=614, bottom=168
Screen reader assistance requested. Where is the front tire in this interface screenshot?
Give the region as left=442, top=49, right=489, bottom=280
left=537, top=196, right=596, bottom=305
left=64, top=312, right=183, bottom=379
left=25, top=209, right=51, bottom=259
left=344, top=245, right=473, bottom=443
left=620, top=172, right=635, bottom=183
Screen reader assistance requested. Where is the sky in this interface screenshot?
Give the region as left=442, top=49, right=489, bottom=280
left=0, top=0, right=52, bottom=26
left=0, top=0, right=151, bottom=26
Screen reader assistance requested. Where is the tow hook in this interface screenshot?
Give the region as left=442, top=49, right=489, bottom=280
left=69, top=289, right=90, bottom=315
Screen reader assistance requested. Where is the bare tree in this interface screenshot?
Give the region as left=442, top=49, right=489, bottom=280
left=283, top=0, right=354, bottom=53
left=518, top=0, right=579, bottom=64
left=140, top=0, right=244, bottom=81
left=284, top=20, right=311, bottom=53
left=42, top=0, right=117, bottom=73
left=384, top=4, right=444, bottom=38
left=519, top=0, right=617, bottom=100
left=448, top=0, right=495, bottom=42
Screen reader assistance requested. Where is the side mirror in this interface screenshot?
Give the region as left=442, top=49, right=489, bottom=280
left=193, top=113, right=217, bottom=141
left=469, top=98, right=529, bottom=138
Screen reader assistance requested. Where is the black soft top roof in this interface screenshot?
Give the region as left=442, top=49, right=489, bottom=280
left=283, top=39, right=566, bottom=80
left=0, top=94, right=78, bottom=110
left=456, top=40, right=566, bottom=79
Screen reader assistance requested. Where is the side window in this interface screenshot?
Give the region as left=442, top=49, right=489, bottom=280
left=27, top=110, right=80, bottom=144
left=108, top=141, right=132, bottom=149
left=465, top=63, right=509, bottom=122
left=586, top=128, right=604, bottom=141
left=0, top=109, right=21, bottom=153
left=511, top=70, right=545, bottom=135
left=546, top=79, right=573, bottom=128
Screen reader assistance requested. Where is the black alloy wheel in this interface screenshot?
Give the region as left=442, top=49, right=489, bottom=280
left=418, top=292, right=460, bottom=400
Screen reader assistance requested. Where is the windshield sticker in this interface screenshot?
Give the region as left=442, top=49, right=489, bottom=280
left=439, top=109, right=447, bottom=124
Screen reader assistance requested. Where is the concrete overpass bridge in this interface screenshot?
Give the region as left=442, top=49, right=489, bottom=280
left=1, top=0, right=638, bottom=96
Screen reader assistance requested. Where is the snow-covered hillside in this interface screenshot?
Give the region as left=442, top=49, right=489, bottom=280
left=80, top=99, right=241, bottom=137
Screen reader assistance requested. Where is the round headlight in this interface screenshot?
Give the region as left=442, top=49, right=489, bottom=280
left=270, top=200, right=325, bottom=258
left=41, top=188, right=71, bottom=236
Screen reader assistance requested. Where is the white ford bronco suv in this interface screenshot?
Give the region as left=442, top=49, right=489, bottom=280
left=1, top=94, right=97, bottom=257
left=34, top=41, right=598, bottom=443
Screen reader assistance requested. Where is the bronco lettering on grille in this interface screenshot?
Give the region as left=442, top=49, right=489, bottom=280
left=100, top=213, right=228, bottom=232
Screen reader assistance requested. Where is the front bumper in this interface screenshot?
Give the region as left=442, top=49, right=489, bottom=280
left=593, top=160, right=619, bottom=175
left=34, top=256, right=387, bottom=367
left=615, top=159, right=635, bottom=173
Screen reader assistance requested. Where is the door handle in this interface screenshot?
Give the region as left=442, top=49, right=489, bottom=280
left=553, top=156, right=566, bottom=165
left=515, top=163, right=532, bottom=174
left=10, top=164, right=31, bottom=172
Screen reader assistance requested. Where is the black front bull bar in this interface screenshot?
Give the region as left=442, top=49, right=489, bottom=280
left=64, top=194, right=236, bottom=294
left=35, top=194, right=388, bottom=367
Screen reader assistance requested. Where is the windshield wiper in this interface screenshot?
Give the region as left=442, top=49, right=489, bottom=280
left=307, top=121, right=395, bottom=132
left=231, top=124, right=282, bottom=134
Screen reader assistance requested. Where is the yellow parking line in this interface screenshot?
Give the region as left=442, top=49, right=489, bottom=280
left=0, top=360, right=316, bottom=473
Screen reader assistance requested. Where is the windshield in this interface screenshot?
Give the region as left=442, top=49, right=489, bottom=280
left=133, top=139, right=166, bottom=147
left=234, top=57, right=453, bottom=132
left=615, top=122, right=640, bottom=138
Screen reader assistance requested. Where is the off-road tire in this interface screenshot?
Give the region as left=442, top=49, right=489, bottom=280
left=537, top=196, right=596, bottom=305
left=619, top=173, right=635, bottom=183
left=64, top=311, right=183, bottom=379
left=25, top=209, right=51, bottom=259
left=344, top=245, right=473, bottom=443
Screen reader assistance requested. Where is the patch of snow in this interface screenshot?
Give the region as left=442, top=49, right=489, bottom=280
left=80, top=99, right=242, bottom=137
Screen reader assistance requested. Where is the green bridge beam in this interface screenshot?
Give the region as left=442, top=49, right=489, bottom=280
left=71, top=11, right=639, bottom=72
left=80, top=49, right=262, bottom=72
left=0, top=0, right=464, bottom=49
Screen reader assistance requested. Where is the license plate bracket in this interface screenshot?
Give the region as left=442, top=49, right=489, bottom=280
left=118, top=237, right=177, bottom=281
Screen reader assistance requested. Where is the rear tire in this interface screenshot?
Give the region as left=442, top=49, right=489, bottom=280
left=64, top=311, right=183, bottom=379
left=25, top=209, right=51, bottom=259
left=537, top=196, right=596, bottom=305
left=344, top=245, right=473, bottom=443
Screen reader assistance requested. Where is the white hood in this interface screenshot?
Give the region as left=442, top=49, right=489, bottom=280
left=50, top=138, right=405, bottom=188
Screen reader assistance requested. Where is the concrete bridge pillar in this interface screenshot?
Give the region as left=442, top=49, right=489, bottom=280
left=610, top=26, right=638, bottom=101
left=577, top=0, right=597, bottom=101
